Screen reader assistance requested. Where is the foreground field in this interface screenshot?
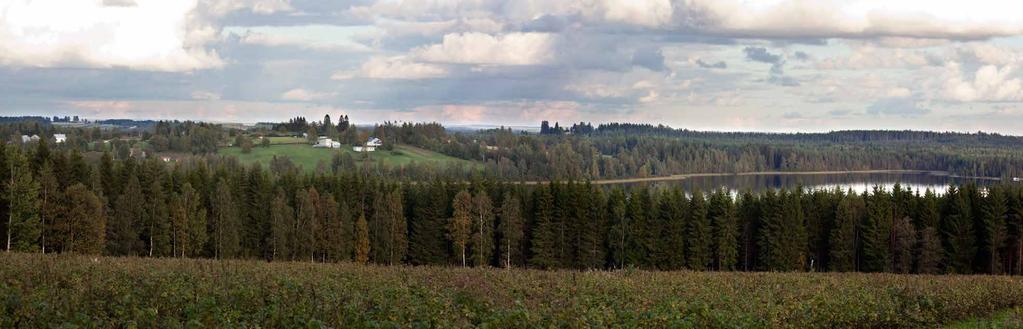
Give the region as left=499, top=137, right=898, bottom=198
left=2, top=254, right=1022, bottom=328
left=218, top=143, right=476, bottom=170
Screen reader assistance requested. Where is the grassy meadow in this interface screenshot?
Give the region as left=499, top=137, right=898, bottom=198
left=218, top=143, right=476, bottom=170
left=2, top=253, right=1022, bottom=328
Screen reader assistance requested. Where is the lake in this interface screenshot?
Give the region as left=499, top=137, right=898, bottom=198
left=614, top=171, right=1005, bottom=195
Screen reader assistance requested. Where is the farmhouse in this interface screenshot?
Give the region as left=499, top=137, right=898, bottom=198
left=314, top=136, right=342, bottom=149
left=54, top=134, right=66, bottom=143
left=353, top=137, right=383, bottom=152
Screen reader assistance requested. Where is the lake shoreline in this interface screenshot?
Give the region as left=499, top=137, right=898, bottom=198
left=522, top=169, right=1005, bottom=185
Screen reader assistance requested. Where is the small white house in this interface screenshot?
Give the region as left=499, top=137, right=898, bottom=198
left=353, top=137, right=383, bottom=152
left=314, top=136, right=342, bottom=149
left=54, top=134, right=66, bottom=143
left=21, top=135, right=41, bottom=143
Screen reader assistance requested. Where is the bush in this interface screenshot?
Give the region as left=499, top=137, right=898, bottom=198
left=1, top=253, right=1021, bottom=328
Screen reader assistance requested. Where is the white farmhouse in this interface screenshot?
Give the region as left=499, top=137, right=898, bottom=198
left=353, top=137, right=383, bottom=152
left=313, top=136, right=342, bottom=149
left=54, top=134, right=67, bottom=143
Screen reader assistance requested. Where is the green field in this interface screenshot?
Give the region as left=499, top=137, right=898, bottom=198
left=218, top=143, right=476, bottom=169
left=264, top=136, right=307, bottom=144
left=2, top=253, right=1022, bottom=328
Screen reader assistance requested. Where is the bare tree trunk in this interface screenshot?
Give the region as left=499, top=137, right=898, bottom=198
left=6, top=164, right=12, bottom=252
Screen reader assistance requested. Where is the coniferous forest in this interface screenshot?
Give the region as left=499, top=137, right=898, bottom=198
left=3, top=137, right=1022, bottom=275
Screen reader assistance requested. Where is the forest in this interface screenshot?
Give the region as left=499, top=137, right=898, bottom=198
left=2, top=140, right=1022, bottom=275
left=5, top=117, right=1023, bottom=181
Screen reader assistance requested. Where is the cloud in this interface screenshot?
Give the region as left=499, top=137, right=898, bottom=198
left=413, top=32, right=557, bottom=65
left=942, top=62, right=1023, bottom=102
left=631, top=47, right=665, bottom=71
left=695, top=59, right=727, bottom=69
left=332, top=57, right=448, bottom=80
left=226, top=25, right=376, bottom=52
left=867, top=97, right=930, bottom=117
left=744, top=47, right=797, bottom=86
left=0, top=0, right=222, bottom=71
left=743, top=47, right=782, bottom=64
left=685, top=0, right=1023, bottom=40
left=281, top=88, right=336, bottom=101
left=191, top=90, right=222, bottom=100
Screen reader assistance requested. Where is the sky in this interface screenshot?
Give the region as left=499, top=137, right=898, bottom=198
left=3, top=0, right=1023, bottom=134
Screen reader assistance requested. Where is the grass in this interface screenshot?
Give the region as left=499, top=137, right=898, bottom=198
left=264, top=136, right=307, bottom=145
left=218, top=143, right=476, bottom=170
left=2, top=253, right=1023, bottom=328
left=947, top=307, right=1023, bottom=328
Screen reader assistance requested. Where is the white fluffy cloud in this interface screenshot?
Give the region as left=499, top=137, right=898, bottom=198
left=689, top=0, right=1023, bottom=39
left=281, top=88, right=336, bottom=101
left=942, top=62, right=1023, bottom=102
left=0, top=0, right=222, bottom=71
left=332, top=57, right=448, bottom=80
left=413, top=32, right=557, bottom=65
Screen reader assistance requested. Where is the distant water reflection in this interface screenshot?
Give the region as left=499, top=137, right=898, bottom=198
left=616, top=172, right=1002, bottom=195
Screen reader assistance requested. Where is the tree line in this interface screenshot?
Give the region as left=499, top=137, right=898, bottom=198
left=3, top=142, right=1022, bottom=275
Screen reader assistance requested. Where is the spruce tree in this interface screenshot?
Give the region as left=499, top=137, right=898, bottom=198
left=916, top=226, right=943, bottom=274
left=892, top=216, right=917, bottom=274
left=4, top=148, right=40, bottom=252
left=659, top=189, right=685, bottom=270
left=109, top=176, right=143, bottom=256
left=408, top=182, right=450, bottom=265
left=61, top=183, right=106, bottom=254
left=529, top=187, right=558, bottom=268
left=606, top=188, right=628, bottom=269
left=829, top=196, right=862, bottom=272
left=759, top=190, right=807, bottom=271
left=981, top=186, right=1008, bottom=274
left=862, top=189, right=894, bottom=272
left=686, top=190, right=711, bottom=270
left=710, top=190, right=739, bottom=271
left=943, top=187, right=976, bottom=274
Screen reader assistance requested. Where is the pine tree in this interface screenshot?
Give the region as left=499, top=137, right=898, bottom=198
left=686, top=191, right=711, bottom=270
left=450, top=190, right=472, bottom=267
left=372, top=188, right=406, bottom=265
left=497, top=193, right=523, bottom=268
left=4, top=147, right=40, bottom=252
left=61, top=183, right=106, bottom=254
left=355, top=212, right=370, bottom=264
left=470, top=191, right=494, bottom=267
left=829, top=196, right=862, bottom=272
